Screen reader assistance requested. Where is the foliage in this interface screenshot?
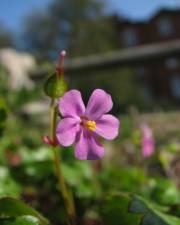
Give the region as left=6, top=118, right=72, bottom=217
left=23, top=0, right=116, bottom=59
left=100, top=193, right=141, bottom=225
left=0, top=23, right=15, bottom=48
left=0, top=166, right=21, bottom=197
left=0, top=197, right=49, bottom=225
left=0, top=92, right=179, bottom=224
left=100, top=193, right=180, bottom=225
left=0, top=98, right=7, bottom=138
left=0, top=61, right=179, bottom=224
left=129, top=195, right=180, bottom=225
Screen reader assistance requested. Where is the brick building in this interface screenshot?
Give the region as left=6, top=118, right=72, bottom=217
left=115, top=9, right=180, bottom=103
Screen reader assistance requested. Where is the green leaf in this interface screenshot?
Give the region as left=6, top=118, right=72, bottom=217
left=0, top=109, right=7, bottom=123
left=0, top=197, right=49, bottom=225
left=151, top=178, right=180, bottom=205
left=0, top=216, right=40, bottom=225
left=100, top=193, right=141, bottom=225
left=129, top=195, right=180, bottom=225
left=0, top=167, right=21, bottom=197
left=100, top=193, right=180, bottom=225
left=0, top=127, right=5, bottom=138
left=0, top=100, right=7, bottom=138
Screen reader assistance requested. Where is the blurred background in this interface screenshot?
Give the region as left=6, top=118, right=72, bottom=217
left=0, top=0, right=179, bottom=225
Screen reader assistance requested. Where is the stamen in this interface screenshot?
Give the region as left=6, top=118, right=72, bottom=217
left=86, top=120, right=96, bottom=131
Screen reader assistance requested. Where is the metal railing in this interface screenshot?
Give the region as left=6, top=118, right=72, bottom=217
left=31, top=39, right=180, bottom=79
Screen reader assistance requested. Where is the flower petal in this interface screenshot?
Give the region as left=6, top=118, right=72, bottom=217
left=75, top=130, right=105, bottom=160
left=85, top=89, right=113, bottom=120
left=59, top=90, right=85, bottom=118
left=142, top=143, right=155, bottom=158
left=56, top=118, right=80, bottom=146
left=95, top=114, right=120, bottom=140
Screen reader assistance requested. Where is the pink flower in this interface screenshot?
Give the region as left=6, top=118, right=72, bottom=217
left=56, top=89, right=120, bottom=160
left=141, top=124, right=155, bottom=158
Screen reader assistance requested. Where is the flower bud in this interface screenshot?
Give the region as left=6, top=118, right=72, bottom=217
left=44, top=73, right=67, bottom=98
left=44, top=50, right=68, bottom=98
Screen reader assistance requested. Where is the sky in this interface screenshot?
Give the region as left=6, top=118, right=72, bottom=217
left=108, top=0, right=180, bottom=20
left=0, top=0, right=180, bottom=32
left=0, top=0, right=50, bottom=31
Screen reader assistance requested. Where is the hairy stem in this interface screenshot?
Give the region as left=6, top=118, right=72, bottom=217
left=50, top=98, right=76, bottom=225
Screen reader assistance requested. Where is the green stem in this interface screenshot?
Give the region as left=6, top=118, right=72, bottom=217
left=50, top=98, right=76, bottom=225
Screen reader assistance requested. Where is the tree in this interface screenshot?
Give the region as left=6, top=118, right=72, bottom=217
left=0, top=23, right=14, bottom=48
left=23, top=0, right=115, bottom=60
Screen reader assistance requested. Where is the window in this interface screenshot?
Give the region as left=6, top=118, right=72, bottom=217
left=157, top=17, right=174, bottom=37
left=165, top=58, right=179, bottom=69
left=122, top=28, right=138, bottom=47
left=170, top=75, right=180, bottom=99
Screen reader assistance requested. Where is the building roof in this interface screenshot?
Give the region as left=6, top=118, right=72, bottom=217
left=114, top=8, right=180, bottom=26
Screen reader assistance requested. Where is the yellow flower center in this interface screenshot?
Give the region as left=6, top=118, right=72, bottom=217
left=86, top=120, right=96, bottom=131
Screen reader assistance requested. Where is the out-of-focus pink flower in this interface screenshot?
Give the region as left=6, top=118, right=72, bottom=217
left=141, top=124, right=155, bottom=158
left=56, top=89, right=120, bottom=160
